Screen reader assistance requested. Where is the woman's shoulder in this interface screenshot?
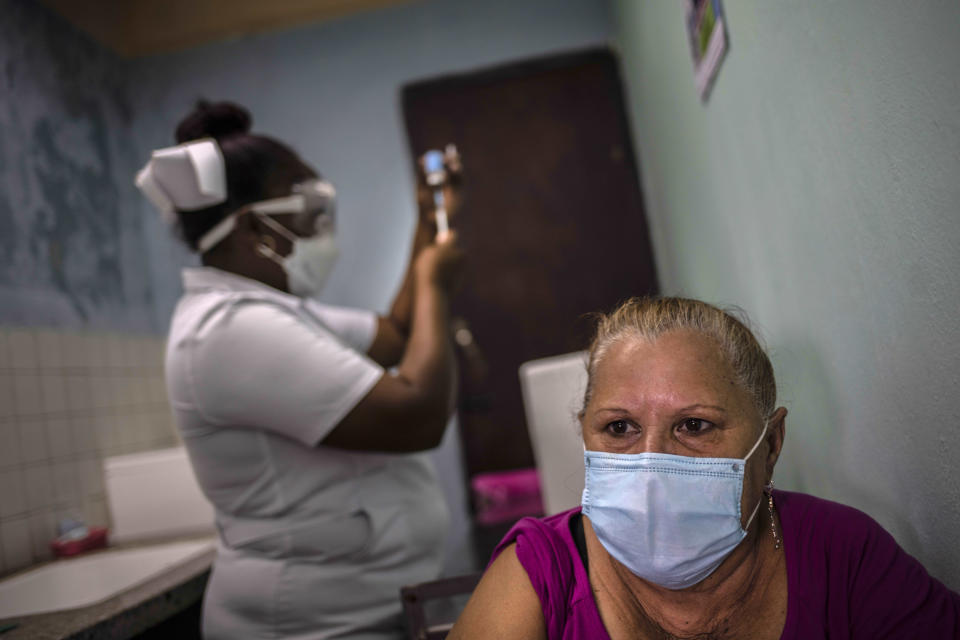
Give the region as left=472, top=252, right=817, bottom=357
left=776, top=492, right=960, bottom=636
left=491, top=508, right=581, bottom=569
left=775, top=489, right=882, bottom=541
left=474, top=509, right=588, bottom=639
left=777, top=490, right=955, bottom=593
left=448, top=542, right=548, bottom=639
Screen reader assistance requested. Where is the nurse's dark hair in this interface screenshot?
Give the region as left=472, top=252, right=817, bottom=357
left=172, top=100, right=315, bottom=251
left=580, top=297, right=777, bottom=423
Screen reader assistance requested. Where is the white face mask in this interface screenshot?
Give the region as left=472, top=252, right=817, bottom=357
left=256, top=214, right=339, bottom=297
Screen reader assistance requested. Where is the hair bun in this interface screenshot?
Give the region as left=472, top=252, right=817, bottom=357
left=175, top=100, right=252, bottom=143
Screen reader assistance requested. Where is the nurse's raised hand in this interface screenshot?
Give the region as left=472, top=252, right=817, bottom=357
left=415, top=230, right=464, bottom=293
left=323, top=230, right=463, bottom=453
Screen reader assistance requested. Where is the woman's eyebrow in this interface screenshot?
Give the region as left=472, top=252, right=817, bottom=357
left=592, top=406, right=632, bottom=415
left=676, top=404, right=727, bottom=414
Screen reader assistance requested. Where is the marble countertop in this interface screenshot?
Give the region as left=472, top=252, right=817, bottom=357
left=0, top=539, right=214, bottom=640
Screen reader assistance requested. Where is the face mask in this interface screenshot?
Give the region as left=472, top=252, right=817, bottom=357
left=582, top=422, right=768, bottom=590
left=256, top=214, right=340, bottom=298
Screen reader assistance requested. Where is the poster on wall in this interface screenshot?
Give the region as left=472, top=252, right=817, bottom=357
left=685, top=0, right=728, bottom=101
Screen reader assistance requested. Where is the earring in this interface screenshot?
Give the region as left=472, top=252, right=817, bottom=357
left=764, top=480, right=782, bottom=551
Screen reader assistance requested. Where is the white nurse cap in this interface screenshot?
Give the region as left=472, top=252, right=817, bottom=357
left=135, top=138, right=227, bottom=223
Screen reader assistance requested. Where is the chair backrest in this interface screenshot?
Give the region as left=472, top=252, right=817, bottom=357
left=401, top=573, right=483, bottom=639
left=518, top=352, right=588, bottom=515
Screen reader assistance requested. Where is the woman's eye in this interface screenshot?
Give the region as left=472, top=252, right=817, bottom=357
left=678, top=418, right=713, bottom=435
left=605, top=420, right=636, bottom=436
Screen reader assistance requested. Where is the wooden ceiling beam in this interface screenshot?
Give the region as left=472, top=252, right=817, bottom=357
left=40, top=0, right=418, bottom=57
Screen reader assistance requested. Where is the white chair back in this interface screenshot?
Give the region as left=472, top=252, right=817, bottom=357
left=519, top=352, right=588, bottom=515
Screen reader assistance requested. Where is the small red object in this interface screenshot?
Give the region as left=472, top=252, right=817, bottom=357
left=49, top=526, right=109, bottom=558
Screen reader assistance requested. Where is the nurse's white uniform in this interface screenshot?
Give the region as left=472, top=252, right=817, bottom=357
left=165, top=267, right=450, bottom=639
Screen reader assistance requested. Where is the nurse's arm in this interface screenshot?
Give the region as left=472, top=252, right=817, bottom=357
left=447, top=544, right=547, bottom=640
left=368, top=152, right=462, bottom=368
left=322, top=234, right=461, bottom=453
left=367, top=221, right=424, bottom=367
left=366, top=218, right=432, bottom=367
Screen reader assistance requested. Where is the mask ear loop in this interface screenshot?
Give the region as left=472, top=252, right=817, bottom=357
left=254, top=212, right=301, bottom=267
left=256, top=234, right=284, bottom=266
left=742, top=420, right=771, bottom=533
left=743, top=420, right=770, bottom=462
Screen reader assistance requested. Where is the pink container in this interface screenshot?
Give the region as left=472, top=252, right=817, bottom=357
left=471, top=468, right=544, bottom=526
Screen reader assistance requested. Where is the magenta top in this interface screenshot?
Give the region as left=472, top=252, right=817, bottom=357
left=491, top=490, right=960, bottom=639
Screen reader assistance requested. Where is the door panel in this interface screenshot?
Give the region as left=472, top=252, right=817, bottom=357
left=403, top=48, right=658, bottom=478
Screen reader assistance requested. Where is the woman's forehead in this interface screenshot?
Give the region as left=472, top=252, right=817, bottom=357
left=592, top=331, right=747, bottom=408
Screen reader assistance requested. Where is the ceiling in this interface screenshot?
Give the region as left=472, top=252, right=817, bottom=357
left=40, top=0, right=418, bottom=57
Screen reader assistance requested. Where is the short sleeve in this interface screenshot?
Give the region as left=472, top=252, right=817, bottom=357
left=846, top=512, right=960, bottom=639
left=491, top=515, right=576, bottom=638
left=190, top=299, right=383, bottom=446
left=302, top=299, right=378, bottom=353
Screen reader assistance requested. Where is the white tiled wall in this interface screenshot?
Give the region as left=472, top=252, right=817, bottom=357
left=0, top=328, right=178, bottom=576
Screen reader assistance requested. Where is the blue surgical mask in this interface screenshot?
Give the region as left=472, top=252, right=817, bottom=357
left=582, top=423, right=768, bottom=590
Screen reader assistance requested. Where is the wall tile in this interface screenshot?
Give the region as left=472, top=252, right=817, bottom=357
left=7, top=329, right=37, bottom=370
left=60, top=333, right=86, bottom=369
left=89, top=375, right=111, bottom=410
left=106, top=336, right=126, bottom=368
left=0, top=329, right=181, bottom=575
left=13, top=373, right=42, bottom=416
left=117, top=415, right=140, bottom=450
left=0, top=373, right=14, bottom=420
left=45, top=417, right=75, bottom=460
left=0, top=516, right=32, bottom=572
left=149, top=411, right=175, bottom=441
left=0, top=467, right=27, bottom=518
left=71, top=416, right=98, bottom=455
left=118, top=376, right=138, bottom=406
left=0, top=422, right=20, bottom=469
left=134, top=412, right=154, bottom=444
left=135, top=339, right=155, bottom=368
left=146, top=340, right=166, bottom=369
left=96, top=414, right=121, bottom=452
left=121, top=336, right=138, bottom=367
left=85, top=335, right=108, bottom=369
left=22, top=463, right=52, bottom=511
left=135, top=377, right=151, bottom=405
left=76, top=454, right=104, bottom=498
left=35, top=330, right=63, bottom=369
left=0, top=330, right=9, bottom=370
left=40, top=374, right=67, bottom=413
left=149, top=374, right=167, bottom=404
left=50, top=460, right=79, bottom=507
left=28, top=510, right=56, bottom=563
left=65, top=376, right=92, bottom=412
left=17, top=419, right=48, bottom=464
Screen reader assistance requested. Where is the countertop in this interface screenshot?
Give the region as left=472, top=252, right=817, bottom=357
left=0, top=538, right=214, bottom=640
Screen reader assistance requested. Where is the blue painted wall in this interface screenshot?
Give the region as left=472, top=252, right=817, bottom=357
left=0, top=0, right=154, bottom=331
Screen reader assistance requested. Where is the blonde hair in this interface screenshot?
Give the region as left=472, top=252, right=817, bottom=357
left=581, top=297, right=776, bottom=419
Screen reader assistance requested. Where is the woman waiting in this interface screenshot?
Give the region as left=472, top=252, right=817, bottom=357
left=451, top=297, right=960, bottom=639
left=136, top=100, right=463, bottom=639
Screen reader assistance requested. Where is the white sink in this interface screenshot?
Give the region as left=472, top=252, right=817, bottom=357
left=0, top=538, right=214, bottom=619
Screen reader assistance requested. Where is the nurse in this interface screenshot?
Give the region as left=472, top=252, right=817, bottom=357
left=135, top=100, right=464, bottom=639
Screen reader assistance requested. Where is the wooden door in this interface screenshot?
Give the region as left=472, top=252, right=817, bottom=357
left=403, top=48, right=658, bottom=479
